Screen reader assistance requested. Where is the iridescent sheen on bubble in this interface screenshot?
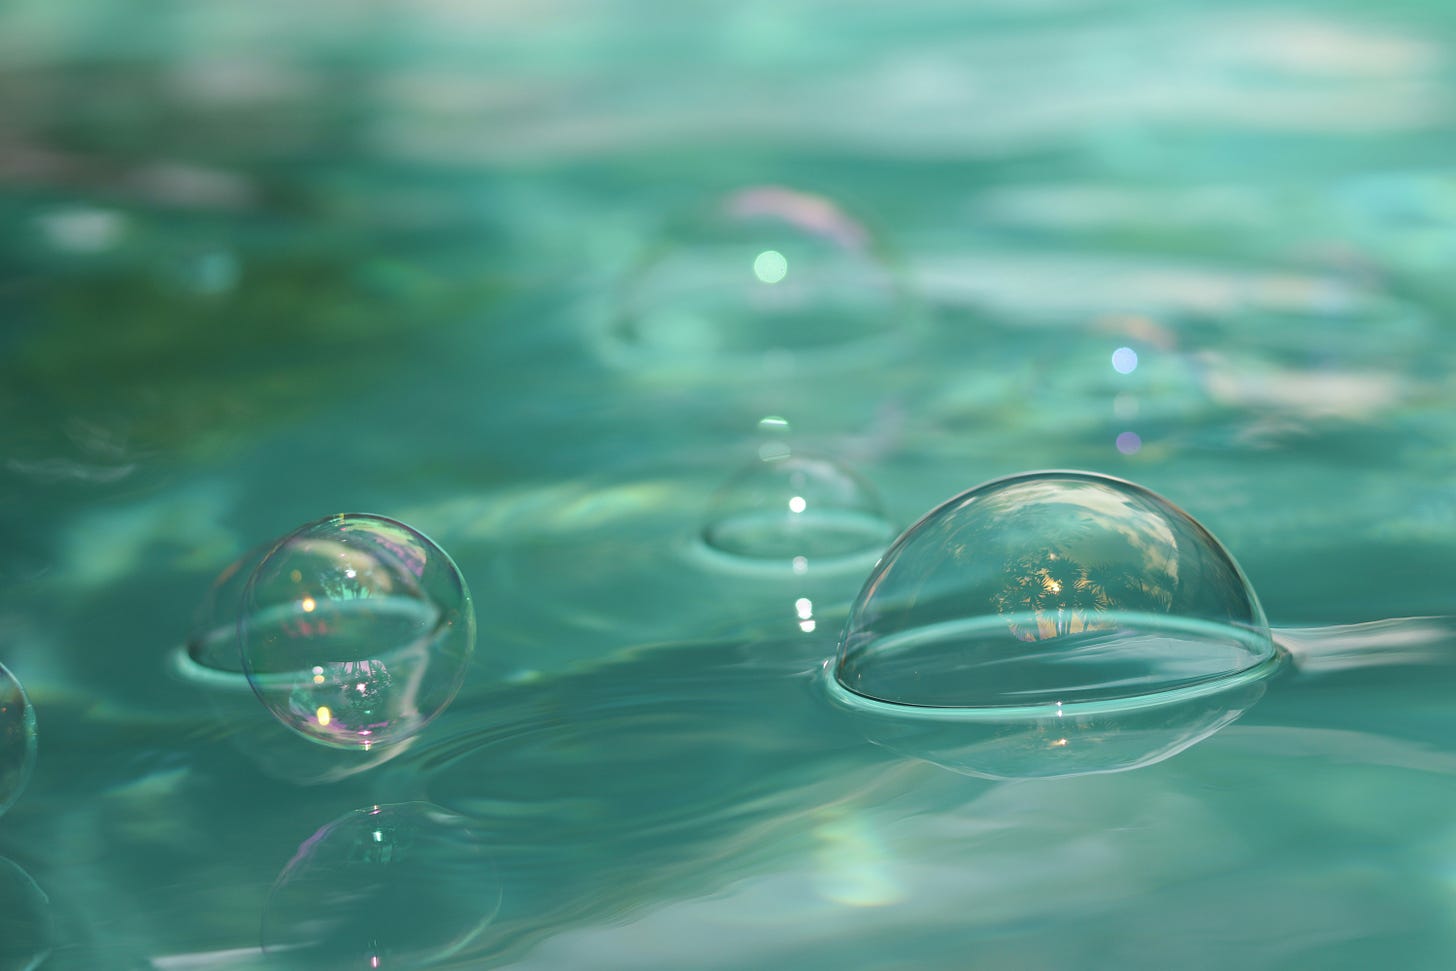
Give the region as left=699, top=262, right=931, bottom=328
left=835, top=471, right=1275, bottom=710
left=0, top=662, right=36, bottom=818
left=239, top=514, right=474, bottom=750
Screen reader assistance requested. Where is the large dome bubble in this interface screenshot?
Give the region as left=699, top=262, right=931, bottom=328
left=699, top=452, right=896, bottom=571
left=834, top=471, right=1277, bottom=712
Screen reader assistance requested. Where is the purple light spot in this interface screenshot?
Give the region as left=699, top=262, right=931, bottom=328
left=1116, top=431, right=1142, bottom=455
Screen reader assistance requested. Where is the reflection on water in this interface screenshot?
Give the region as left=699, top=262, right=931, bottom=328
left=0, top=856, right=52, bottom=971
left=262, top=803, right=499, bottom=971
left=350, top=615, right=1456, bottom=967
left=824, top=659, right=1272, bottom=780
left=599, top=186, right=912, bottom=376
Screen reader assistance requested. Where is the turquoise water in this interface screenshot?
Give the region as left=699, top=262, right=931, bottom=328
left=5, top=0, right=1456, bottom=967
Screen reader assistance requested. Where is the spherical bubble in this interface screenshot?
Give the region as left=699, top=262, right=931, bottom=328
left=699, top=453, right=896, bottom=573
left=0, top=856, right=53, bottom=971
left=835, top=471, right=1278, bottom=712
left=240, top=514, right=475, bottom=750
left=604, top=186, right=909, bottom=370
left=0, top=662, right=37, bottom=818
left=178, top=543, right=410, bottom=783
left=262, top=803, right=499, bottom=971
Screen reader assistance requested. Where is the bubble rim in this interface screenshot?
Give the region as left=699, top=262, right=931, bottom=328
left=822, top=625, right=1286, bottom=721
left=832, top=469, right=1279, bottom=716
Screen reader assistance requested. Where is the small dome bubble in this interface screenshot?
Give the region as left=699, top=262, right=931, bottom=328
left=240, top=514, right=475, bottom=750
left=604, top=186, right=909, bottom=370
left=0, top=662, right=36, bottom=818
left=700, top=454, right=896, bottom=571
left=835, top=471, right=1277, bottom=712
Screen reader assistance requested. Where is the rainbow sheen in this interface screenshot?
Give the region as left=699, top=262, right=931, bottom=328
left=239, top=514, right=474, bottom=750
left=835, top=471, right=1276, bottom=711
left=0, top=662, right=36, bottom=818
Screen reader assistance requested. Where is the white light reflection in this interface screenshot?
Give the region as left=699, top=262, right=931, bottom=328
left=753, top=249, right=789, bottom=284
left=796, top=597, right=816, bottom=633
left=788, top=496, right=807, bottom=514
left=36, top=206, right=126, bottom=253
left=1112, top=346, right=1139, bottom=374
left=758, top=441, right=792, bottom=462
left=758, top=415, right=791, bottom=431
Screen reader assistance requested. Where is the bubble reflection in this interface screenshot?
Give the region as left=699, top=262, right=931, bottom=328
left=262, top=803, right=500, bottom=971
left=824, top=658, right=1271, bottom=780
